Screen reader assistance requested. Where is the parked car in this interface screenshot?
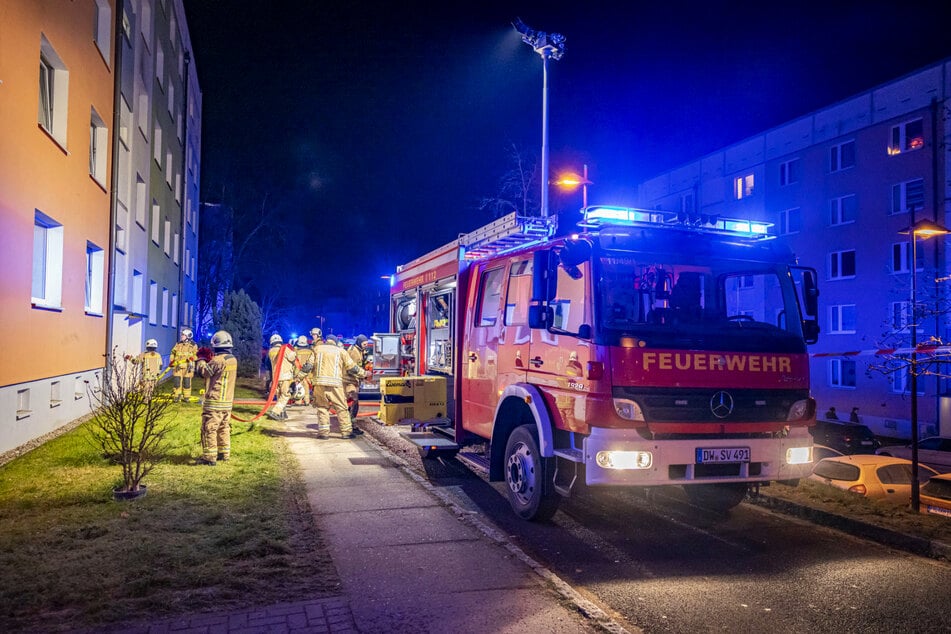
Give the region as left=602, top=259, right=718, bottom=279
left=808, top=455, right=938, bottom=501
left=920, top=474, right=951, bottom=518
left=876, top=436, right=951, bottom=474
left=809, top=419, right=880, bottom=454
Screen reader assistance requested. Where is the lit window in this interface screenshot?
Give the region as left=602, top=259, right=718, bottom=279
left=38, top=36, right=69, bottom=147
left=89, top=108, right=108, bottom=185
left=888, top=118, right=924, bottom=155
left=779, top=208, right=801, bottom=235
left=779, top=158, right=800, bottom=186
left=93, top=0, right=112, bottom=62
left=830, top=195, right=857, bottom=226
left=830, top=140, right=855, bottom=172
left=829, top=305, right=856, bottom=334
left=85, top=242, right=104, bottom=314
left=733, top=173, right=754, bottom=199
left=829, top=250, right=856, bottom=280
left=830, top=358, right=856, bottom=388
left=32, top=210, right=64, bottom=308
left=891, top=178, right=925, bottom=214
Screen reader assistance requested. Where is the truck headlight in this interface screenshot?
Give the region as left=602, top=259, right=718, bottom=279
left=613, top=398, right=644, bottom=421
left=786, top=446, right=812, bottom=465
left=596, top=450, right=652, bottom=469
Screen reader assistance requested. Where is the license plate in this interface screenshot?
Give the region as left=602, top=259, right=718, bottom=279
left=696, top=447, right=750, bottom=463
left=860, top=440, right=873, bottom=445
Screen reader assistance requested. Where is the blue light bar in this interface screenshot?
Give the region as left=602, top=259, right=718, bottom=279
left=580, top=205, right=773, bottom=240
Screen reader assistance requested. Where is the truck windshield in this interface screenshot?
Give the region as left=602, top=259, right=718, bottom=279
left=596, top=253, right=805, bottom=351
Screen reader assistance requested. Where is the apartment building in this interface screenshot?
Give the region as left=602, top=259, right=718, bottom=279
left=0, top=0, right=201, bottom=456
left=637, top=59, right=951, bottom=440
left=0, top=0, right=116, bottom=453
left=111, top=0, right=201, bottom=362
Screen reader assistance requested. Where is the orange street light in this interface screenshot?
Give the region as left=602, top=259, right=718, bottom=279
left=554, top=164, right=592, bottom=208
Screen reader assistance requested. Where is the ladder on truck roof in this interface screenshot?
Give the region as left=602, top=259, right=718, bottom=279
left=460, top=212, right=556, bottom=261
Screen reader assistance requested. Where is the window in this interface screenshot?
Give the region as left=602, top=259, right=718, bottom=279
left=733, top=173, right=754, bottom=199
left=779, top=158, right=800, bottom=186
left=891, top=359, right=923, bottom=395
left=161, top=287, right=169, bottom=326
left=173, top=232, right=180, bottom=264
left=779, top=208, right=801, bottom=235
left=891, top=301, right=910, bottom=331
left=168, top=83, right=175, bottom=118
left=17, top=388, right=32, bottom=419
left=132, top=269, right=144, bottom=314
left=89, top=108, right=108, bottom=185
left=680, top=192, right=694, bottom=215
left=830, top=195, right=857, bottom=226
left=163, top=218, right=171, bottom=256
left=165, top=149, right=173, bottom=185
left=38, top=36, right=69, bottom=146
left=74, top=377, right=85, bottom=400
left=120, top=5, right=132, bottom=43
left=504, top=260, right=532, bottom=326
left=829, top=304, right=856, bottom=334
left=888, top=118, right=924, bottom=155
left=151, top=201, right=160, bottom=244
left=830, top=358, right=856, bottom=388
left=32, top=210, right=64, bottom=308
left=85, top=242, right=104, bottom=314
left=891, top=242, right=911, bottom=274
left=149, top=281, right=158, bottom=325
left=118, top=99, right=132, bottom=148
left=135, top=176, right=146, bottom=227
left=93, top=0, right=112, bottom=62
left=154, top=125, right=162, bottom=164
left=830, top=140, right=855, bottom=172
left=891, top=178, right=925, bottom=214
left=156, top=46, right=165, bottom=89
left=829, top=250, right=856, bottom=280
left=50, top=381, right=62, bottom=408
left=476, top=268, right=505, bottom=327
left=171, top=293, right=178, bottom=328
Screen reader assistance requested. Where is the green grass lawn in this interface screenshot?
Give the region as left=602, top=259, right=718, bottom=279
left=0, top=380, right=339, bottom=632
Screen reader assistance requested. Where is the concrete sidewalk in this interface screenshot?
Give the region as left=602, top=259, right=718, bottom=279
left=127, top=406, right=612, bottom=633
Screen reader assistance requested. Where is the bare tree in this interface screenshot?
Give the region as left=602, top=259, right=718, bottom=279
left=478, top=143, right=539, bottom=219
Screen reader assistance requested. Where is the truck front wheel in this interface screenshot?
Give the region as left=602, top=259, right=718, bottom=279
left=504, top=425, right=560, bottom=521
left=683, top=483, right=748, bottom=513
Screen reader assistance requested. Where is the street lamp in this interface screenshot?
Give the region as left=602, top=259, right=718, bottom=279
left=899, top=218, right=950, bottom=512
left=554, top=164, right=592, bottom=208
left=513, top=17, right=565, bottom=219
left=314, top=314, right=325, bottom=334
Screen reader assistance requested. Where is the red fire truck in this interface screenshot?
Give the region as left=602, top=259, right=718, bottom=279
left=384, top=207, right=820, bottom=520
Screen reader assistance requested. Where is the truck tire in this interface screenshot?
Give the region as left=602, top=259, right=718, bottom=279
left=504, top=425, right=560, bottom=521
left=684, top=483, right=748, bottom=512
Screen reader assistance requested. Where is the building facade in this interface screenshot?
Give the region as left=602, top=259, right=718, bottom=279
left=0, top=0, right=201, bottom=456
left=637, top=59, right=951, bottom=440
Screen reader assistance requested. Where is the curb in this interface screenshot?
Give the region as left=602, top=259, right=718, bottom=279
left=749, top=493, right=951, bottom=561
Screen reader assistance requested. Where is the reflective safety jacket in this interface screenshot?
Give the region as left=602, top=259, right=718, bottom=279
left=295, top=347, right=315, bottom=379
left=313, top=343, right=363, bottom=387
left=134, top=350, right=163, bottom=380
left=196, top=352, right=238, bottom=411
left=170, top=341, right=198, bottom=375
left=268, top=344, right=297, bottom=381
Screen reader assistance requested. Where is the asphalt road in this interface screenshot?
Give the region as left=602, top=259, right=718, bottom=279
left=361, top=419, right=951, bottom=633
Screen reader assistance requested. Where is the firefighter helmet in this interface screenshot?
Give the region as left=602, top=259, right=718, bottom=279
left=269, top=333, right=283, bottom=346
left=211, top=330, right=233, bottom=349
left=180, top=328, right=194, bottom=342
left=355, top=334, right=368, bottom=347
left=145, top=338, right=158, bottom=350
left=296, top=335, right=308, bottom=347
left=310, top=327, right=322, bottom=339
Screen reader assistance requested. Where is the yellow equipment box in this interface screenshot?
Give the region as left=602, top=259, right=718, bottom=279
left=377, top=376, right=447, bottom=425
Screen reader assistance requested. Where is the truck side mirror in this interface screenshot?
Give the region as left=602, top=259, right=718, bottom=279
left=532, top=250, right=555, bottom=302
left=528, top=305, right=552, bottom=329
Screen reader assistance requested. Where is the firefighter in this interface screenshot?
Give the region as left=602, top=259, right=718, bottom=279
left=312, top=335, right=365, bottom=439
left=194, top=330, right=238, bottom=465
left=294, top=335, right=314, bottom=406
left=267, top=333, right=297, bottom=420
left=130, top=338, right=163, bottom=399
left=169, top=328, right=198, bottom=402
left=344, top=334, right=370, bottom=428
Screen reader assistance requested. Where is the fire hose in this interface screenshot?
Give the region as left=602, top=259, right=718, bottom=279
left=230, top=343, right=296, bottom=423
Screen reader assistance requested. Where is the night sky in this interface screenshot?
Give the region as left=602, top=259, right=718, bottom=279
left=182, top=0, right=951, bottom=311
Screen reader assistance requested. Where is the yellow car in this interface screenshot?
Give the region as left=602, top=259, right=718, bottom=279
left=920, top=473, right=951, bottom=518
left=808, top=454, right=938, bottom=501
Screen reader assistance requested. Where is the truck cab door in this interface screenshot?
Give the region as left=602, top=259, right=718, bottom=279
left=497, top=258, right=532, bottom=395
left=460, top=265, right=504, bottom=438
left=528, top=259, right=594, bottom=434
